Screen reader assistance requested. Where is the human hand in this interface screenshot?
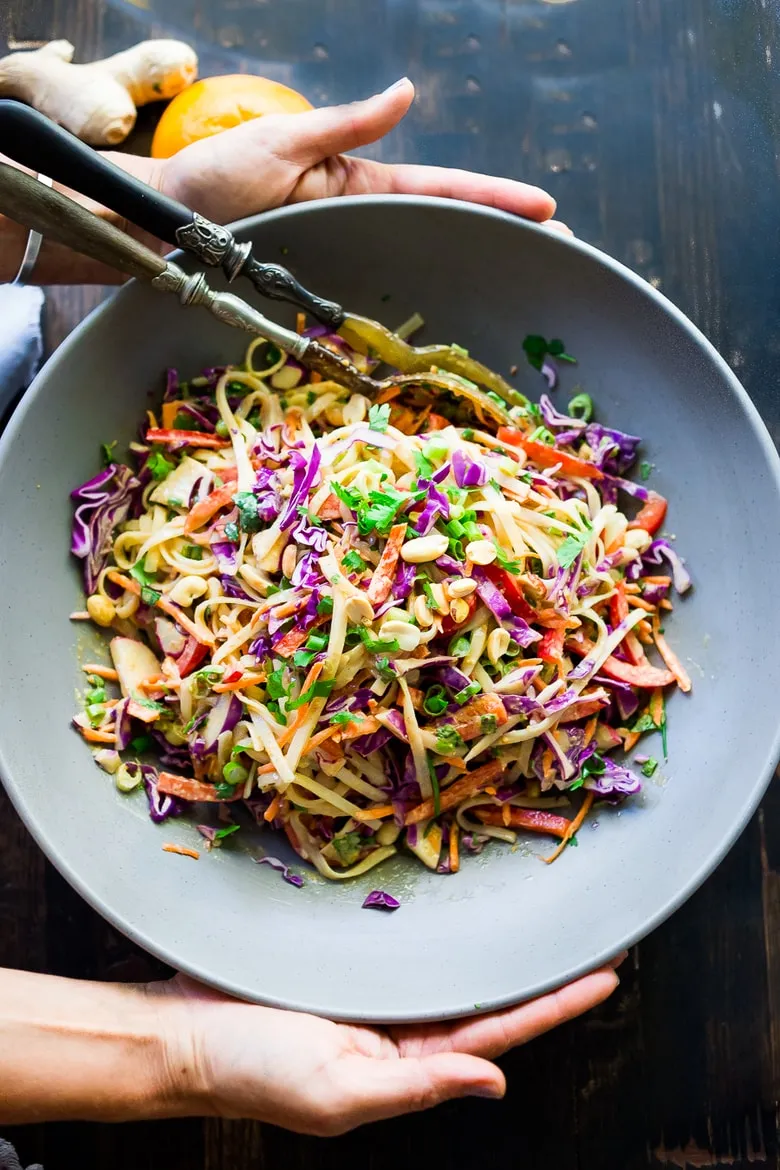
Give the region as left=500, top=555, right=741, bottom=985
left=155, top=958, right=622, bottom=1134
left=152, top=77, right=567, bottom=232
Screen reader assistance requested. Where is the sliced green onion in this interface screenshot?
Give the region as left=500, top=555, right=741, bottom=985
left=423, top=685, right=449, bottom=716
left=567, top=392, right=593, bottom=422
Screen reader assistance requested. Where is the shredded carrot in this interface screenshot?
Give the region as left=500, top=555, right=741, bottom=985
left=82, top=664, right=119, bottom=681
left=213, top=672, right=266, bottom=693
left=162, top=843, right=200, bottom=860
left=79, top=727, right=117, bottom=744
left=449, top=822, right=460, bottom=873
left=542, top=791, right=595, bottom=865
left=161, top=400, right=187, bottom=430
left=649, top=688, right=665, bottom=727
left=296, top=312, right=306, bottom=334
left=642, top=575, right=672, bottom=586
left=659, top=599, right=674, bottom=611
left=146, top=409, right=158, bottom=429
left=277, top=661, right=324, bottom=748
left=583, top=715, right=598, bottom=747
left=623, top=583, right=641, bottom=595
left=107, top=570, right=213, bottom=646
left=351, top=805, right=396, bottom=822
left=652, top=615, right=692, bottom=693
left=256, top=762, right=277, bottom=775
left=310, top=371, right=322, bottom=384
left=367, top=523, right=407, bottom=607
left=628, top=595, right=657, bottom=613
left=405, top=759, right=504, bottom=825
left=264, top=794, right=281, bottom=822
left=502, top=803, right=512, bottom=827
left=375, top=385, right=402, bottom=405
left=622, top=730, right=641, bottom=752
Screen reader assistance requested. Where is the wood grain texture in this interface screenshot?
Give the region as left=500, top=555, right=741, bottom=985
left=2, top=0, right=780, bottom=1167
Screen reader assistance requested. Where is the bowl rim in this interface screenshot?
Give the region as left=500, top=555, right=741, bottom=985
left=2, top=193, right=780, bottom=1020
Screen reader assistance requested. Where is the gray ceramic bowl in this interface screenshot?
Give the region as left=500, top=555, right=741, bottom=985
left=1, top=196, right=779, bottom=1022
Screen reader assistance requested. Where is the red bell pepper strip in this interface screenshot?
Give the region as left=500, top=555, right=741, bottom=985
left=176, top=636, right=209, bottom=677
left=628, top=491, right=668, bottom=535
left=146, top=428, right=229, bottom=449
left=483, top=563, right=539, bottom=623
left=184, top=480, right=237, bottom=533
left=496, top=427, right=603, bottom=480
left=539, top=627, right=565, bottom=662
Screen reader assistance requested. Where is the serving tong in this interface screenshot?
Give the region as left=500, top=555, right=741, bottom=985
left=0, top=99, right=526, bottom=409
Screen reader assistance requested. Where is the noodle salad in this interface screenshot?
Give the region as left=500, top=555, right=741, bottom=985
left=70, top=326, right=692, bottom=890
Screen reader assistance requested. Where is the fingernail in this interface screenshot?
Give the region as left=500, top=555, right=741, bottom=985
left=469, top=1084, right=505, bottom=1100
left=382, top=77, right=412, bottom=94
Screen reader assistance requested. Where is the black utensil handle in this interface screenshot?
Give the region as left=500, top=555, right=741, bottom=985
left=0, top=161, right=167, bottom=283
left=0, top=99, right=345, bottom=326
left=0, top=99, right=193, bottom=243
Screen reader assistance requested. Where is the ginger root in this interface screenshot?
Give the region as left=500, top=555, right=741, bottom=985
left=0, top=39, right=198, bottom=146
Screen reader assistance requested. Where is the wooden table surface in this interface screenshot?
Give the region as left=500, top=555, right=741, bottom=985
left=3, top=0, right=780, bottom=1166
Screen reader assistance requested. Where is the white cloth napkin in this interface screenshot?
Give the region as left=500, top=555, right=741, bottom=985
left=0, top=284, right=44, bottom=422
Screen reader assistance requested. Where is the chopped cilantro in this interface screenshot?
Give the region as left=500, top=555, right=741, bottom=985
left=214, top=824, right=240, bottom=840
left=368, top=402, right=391, bottom=433
left=266, top=668, right=288, bottom=700
left=641, top=757, right=659, bottom=777
left=359, top=486, right=421, bottom=536
left=493, top=545, right=522, bottom=573
left=307, top=390, right=316, bottom=406
left=233, top=491, right=262, bottom=534
left=479, top=714, right=498, bottom=735
left=224, top=521, right=239, bottom=543
left=101, top=440, right=117, bottom=466
left=296, top=504, right=323, bottom=527
left=522, top=335, right=577, bottom=371
left=214, top=781, right=237, bottom=799
left=293, top=649, right=317, bottom=668
left=316, top=595, right=334, bottom=616
left=557, top=523, right=592, bottom=570
left=330, top=480, right=361, bottom=511
left=342, top=550, right=367, bottom=573
left=632, top=712, right=657, bottom=733
left=288, top=678, right=336, bottom=710
left=130, top=734, right=153, bottom=754
left=130, top=561, right=156, bottom=588
left=330, top=710, right=363, bottom=725
left=568, top=834, right=579, bottom=847
left=639, top=460, right=653, bottom=481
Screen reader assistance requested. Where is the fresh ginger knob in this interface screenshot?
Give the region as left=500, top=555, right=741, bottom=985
left=0, top=39, right=198, bottom=146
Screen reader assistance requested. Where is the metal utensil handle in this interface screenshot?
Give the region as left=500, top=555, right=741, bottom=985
left=0, top=161, right=167, bottom=283
left=0, top=100, right=345, bottom=326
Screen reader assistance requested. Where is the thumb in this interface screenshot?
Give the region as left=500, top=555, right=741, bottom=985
left=338, top=1052, right=504, bottom=1129
left=280, top=78, right=415, bottom=166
